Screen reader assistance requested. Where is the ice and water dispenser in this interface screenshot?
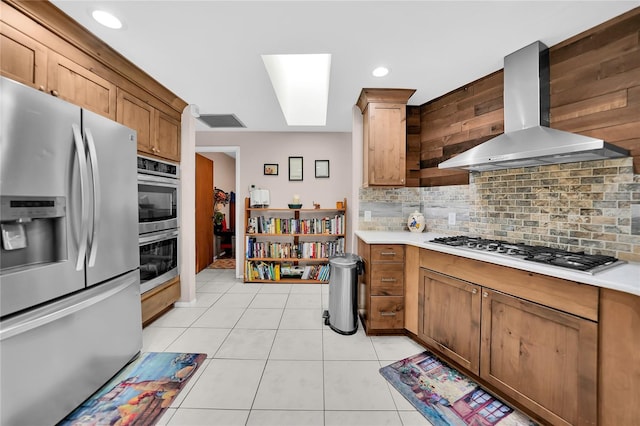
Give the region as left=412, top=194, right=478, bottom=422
left=0, top=196, right=67, bottom=272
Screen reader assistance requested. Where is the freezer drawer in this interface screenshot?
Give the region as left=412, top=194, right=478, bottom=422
left=0, top=270, right=142, bottom=426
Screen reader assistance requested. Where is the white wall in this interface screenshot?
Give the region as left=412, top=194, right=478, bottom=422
left=178, top=106, right=197, bottom=305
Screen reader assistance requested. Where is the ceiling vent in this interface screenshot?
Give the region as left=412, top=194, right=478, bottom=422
left=197, top=114, right=246, bottom=128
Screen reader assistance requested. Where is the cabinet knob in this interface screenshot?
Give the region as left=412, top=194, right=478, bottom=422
left=38, top=85, right=45, bottom=91
left=471, top=288, right=478, bottom=294
left=50, top=90, right=59, bottom=97
left=483, top=291, right=489, bottom=298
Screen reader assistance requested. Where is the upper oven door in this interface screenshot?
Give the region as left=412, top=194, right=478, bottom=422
left=138, top=173, right=178, bottom=234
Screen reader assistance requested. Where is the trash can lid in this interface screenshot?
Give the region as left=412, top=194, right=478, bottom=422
left=329, top=253, right=361, bottom=267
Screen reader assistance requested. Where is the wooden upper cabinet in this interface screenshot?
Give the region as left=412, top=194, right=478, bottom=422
left=47, top=51, right=116, bottom=120
left=117, top=88, right=153, bottom=153
left=0, top=22, right=47, bottom=90
left=357, top=88, right=415, bottom=187
left=480, top=289, right=597, bottom=426
left=155, top=109, right=180, bottom=161
left=117, top=88, right=181, bottom=162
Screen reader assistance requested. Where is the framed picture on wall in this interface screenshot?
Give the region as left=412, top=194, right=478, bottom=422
left=288, top=156, right=303, bottom=181
left=264, top=163, right=278, bottom=175
left=315, top=160, right=329, bottom=178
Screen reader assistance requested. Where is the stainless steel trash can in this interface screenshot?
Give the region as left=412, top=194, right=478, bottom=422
left=323, top=253, right=363, bottom=335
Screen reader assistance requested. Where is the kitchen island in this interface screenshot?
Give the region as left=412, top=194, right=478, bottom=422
left=356, top=230, right=639, bottom=426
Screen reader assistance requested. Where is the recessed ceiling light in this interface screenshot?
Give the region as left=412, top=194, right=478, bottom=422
left=262, top=53, right=331, bottom=126
left=372, top=66, right=390, bottom=77
left=92, top=10, right=123, bottom=29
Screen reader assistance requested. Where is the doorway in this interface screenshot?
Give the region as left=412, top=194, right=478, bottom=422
left=195, top=154, right=213, bottom=273
left=194, top=146, right=240, bottom=276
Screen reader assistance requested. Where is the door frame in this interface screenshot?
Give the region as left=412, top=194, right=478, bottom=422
left=194, top=145, right=241, bottom=278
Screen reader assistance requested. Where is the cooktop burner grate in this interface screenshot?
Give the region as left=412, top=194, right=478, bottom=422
left=429, top=236, right=625, bottom=274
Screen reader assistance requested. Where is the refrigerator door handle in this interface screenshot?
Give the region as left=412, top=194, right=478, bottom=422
left=85, top=127, right=101, bottom=268
left=72, top=123, right=89, bottom=271
left=0, top=274, right=136, bottom=341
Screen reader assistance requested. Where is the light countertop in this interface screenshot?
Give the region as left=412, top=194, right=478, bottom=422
left=355, top=230, right=640, bottom=297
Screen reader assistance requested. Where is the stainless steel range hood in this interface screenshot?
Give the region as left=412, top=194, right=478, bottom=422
left=439, top=41, right=628, bottom=172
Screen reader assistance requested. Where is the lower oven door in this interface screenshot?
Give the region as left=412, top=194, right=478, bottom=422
left=139, top=229, right=179, bottom=294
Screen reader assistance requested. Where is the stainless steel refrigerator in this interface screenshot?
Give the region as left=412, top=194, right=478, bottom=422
left=0, top=77, right=142, bottom=425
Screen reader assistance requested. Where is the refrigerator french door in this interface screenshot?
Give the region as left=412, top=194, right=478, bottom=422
left=0, top=77, right=142, bottom=426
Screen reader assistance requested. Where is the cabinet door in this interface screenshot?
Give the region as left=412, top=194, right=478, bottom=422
left=365, top=103, right=406, bottom=186
left=480, top=289, right=597, bottom=426
left=116, top=88, right=154, bottom=155
left=47, top=51, right=116, bottom=119
left=371, top=263, right=404, bottom=296
left=371, top=244, right=404, bottom=263
left=419, top=269, right=480, bottom=374
left=155, top=109, right=180, bottom=161
left=370, top=296, right=404, bottom=329
left=0, top=23, right=47, bottom=90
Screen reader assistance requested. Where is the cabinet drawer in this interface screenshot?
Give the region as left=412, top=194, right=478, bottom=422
left=371, top=245, right=404, bottom=262
left=370, top=296, right=404, bottom=329
left=371, top=264, right=404, bottom=296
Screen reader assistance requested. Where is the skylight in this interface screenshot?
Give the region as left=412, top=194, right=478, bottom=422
left=262, top=54, right=331, bottom=126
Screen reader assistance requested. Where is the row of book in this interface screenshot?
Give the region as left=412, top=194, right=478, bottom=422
left=245, top=261, right=331, bottom=282
left=247, top=214, right=345, bottom=235
left=245, top=237, right=345, bottom=259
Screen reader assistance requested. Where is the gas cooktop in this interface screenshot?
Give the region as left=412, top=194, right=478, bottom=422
left=429, top=236, right=626, bottom=274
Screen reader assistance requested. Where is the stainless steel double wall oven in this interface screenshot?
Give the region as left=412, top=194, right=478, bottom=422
left=137, top=155, right=180, bottom=294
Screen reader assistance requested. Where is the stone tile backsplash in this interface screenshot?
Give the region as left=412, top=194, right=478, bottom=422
left=358, top=158, right=640, bottom=262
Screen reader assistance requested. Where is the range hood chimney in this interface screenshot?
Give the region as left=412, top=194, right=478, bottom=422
left=438, top=41, right=628, bottom=172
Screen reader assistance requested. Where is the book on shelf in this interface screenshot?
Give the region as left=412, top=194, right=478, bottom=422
left=244, top=260, right=331, bottom=282
left=245, top=238, right=345, bottom=260
left=247, top=214, right=345, bottom=235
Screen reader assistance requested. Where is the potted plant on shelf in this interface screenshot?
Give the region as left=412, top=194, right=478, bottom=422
left=213, top=211, right=225, bottom=233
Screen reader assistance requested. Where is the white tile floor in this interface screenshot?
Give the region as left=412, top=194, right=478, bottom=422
left=145, top=268, right=433, bottom=426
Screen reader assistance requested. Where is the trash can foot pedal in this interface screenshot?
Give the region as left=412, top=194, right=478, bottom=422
left=322, top=310, right=330, bottom=325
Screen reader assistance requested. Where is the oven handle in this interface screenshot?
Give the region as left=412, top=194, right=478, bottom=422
left=139, top=229, right=179, bottom=245
left=137, top=173, right=179, bottom=188
left=72, top=124, right=89, bottom=272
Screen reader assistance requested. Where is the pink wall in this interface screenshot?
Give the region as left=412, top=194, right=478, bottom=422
left=197, top=131, right=352, bottom=211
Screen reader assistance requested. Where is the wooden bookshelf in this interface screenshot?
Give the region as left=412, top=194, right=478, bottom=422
left=243, top=197, right=347, bottom=283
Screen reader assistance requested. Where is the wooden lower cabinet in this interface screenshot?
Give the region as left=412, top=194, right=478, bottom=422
left=481, top=289, right=597, bottom=426
left=419, top=264, right=598, bottom=426
left=369, top=296, right=404, bottom=329
left=419, top=269, right=481, bottom=374
left=141, top=276, right=180, bottom=327
left=598, top=288, right=640, bottom=425
left=358, top=239, right=405, bottom=333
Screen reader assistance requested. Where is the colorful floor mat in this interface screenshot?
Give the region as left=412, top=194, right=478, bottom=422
left=59, top=352, right=206, bottom=426
left=380, top=351, right=538, bottom=426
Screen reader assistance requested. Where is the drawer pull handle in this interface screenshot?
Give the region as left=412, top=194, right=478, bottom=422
left=380, top=278, right=397, bottom=282
left=380, top=252, right=396, bottom=256
left=379, top=311, right=397, bottom=316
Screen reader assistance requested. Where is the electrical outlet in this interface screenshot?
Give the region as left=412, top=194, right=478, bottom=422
left=364, top=210, right=372, bottom=222
left=448, top=212, right=456, bottom=225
